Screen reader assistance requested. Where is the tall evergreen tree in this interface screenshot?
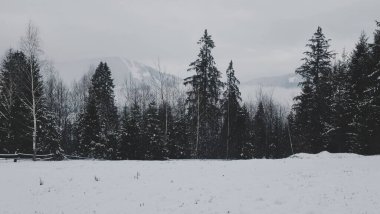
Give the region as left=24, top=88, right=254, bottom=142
left=143, top=101, right=166, bottom=160
left=184, top=29, right=223, bottom=158
left=119, top=101, right=142, bottom=160
left=293, top=26, right=335, bottom=153
left=329, top=53, right=351, bottom=152
left=367, top=21, right=380, bottom=154
left=221, top=61, right=242, bottom=159
left=235, top=105, right=251, bottom=159
left=252, top=102, right=267, bottom=158
left=0, top=50, right=31, bottom=154
left=76, top=62, right=118, bottom=159
left=90, top=62, right=119, bottom=159
left=170, top=98, right=191, bottom=159
left=345, top=33, right=372, bottom=153
left=77, top=93, right=101, bottom=158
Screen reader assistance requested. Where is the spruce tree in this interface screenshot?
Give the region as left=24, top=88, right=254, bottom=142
left=345, top=33, right=372, bottom=153
left=143, top=101, right=166, bottom=160
left=329, top=54, right=351, bottom=152
left=76, top=62, right=118, bottom=159
left=221, top=61, right=242, bottom=159
left=367, top=21, right=380, bottom=154
left=90, top=62, right=119, bottom=159
left=252, top=102, right=267, bottom=158
left=119, top=101, right=142, bottom=160
left=171, top=98, right=191, bottom=159
left=184, top=29, right=223, bottom=158
left=119, top=105, right=130, bottom=159
left=235, top=105, right=251, bottom=159
left=78, top=93, right=101, bottom=158
left=0, top=50, right=31, bottom=154
left=293, top=26, right=335, bottom=153
left=39, top=110, right=63, bottom=159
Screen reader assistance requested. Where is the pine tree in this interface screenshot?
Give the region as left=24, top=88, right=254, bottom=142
left=78, top=93, right=101, bottom=158
left=293, top=26, right=335, bottom=153
left=170, top=98, right=191, bottom=159
left=252, top=102, right=267, bottom=158
left=184, top=29, right=223, bottom=158
left=143, top=101, right=165, bottom=160
left=329, top=53, right=351, bottom=152
left=343, top=34, right=372, bottom=153
left=90, top=62, right=119, bottom=159
left=44, top=71, right=70, bottom=156
left=76, top=62, right=118, bottom=159
left=221, top=61, right=242, bottom=159
left=0, top=50, right=31, bottom=154
left=235, top=105, right=251, bottom=159
left=367, top=21, right=380, bottom=154
left=119, top=105, right=130, bottom=159
left=119, top=101, right=142, bottom=160
left=39, top=109, right=63, bottom=159
left=287, top=110, right=297, bottom=154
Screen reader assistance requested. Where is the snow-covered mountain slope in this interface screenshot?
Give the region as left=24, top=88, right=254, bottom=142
left=56, top=56, right=180, bottom=86
left=55, top=57, right=300, bottom=106
left=1, top=153, right=379, bottom=213
left=56, top=57, right=181, bottom=105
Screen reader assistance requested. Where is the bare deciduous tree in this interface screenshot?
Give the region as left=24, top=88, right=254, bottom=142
left=20, top=21, right=43, bottom=161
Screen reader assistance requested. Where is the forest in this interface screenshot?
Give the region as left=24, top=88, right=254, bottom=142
left=0, top=21, right=379, bottom=160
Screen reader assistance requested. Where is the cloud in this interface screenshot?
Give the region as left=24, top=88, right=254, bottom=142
left=0, top=0, right=379, bottom=82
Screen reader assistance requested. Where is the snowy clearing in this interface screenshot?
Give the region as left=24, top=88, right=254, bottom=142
left=1, top=153, right=380, bottom=214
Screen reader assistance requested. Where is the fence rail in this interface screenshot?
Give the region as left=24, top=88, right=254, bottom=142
left=0, top=153, right=88, bottom=160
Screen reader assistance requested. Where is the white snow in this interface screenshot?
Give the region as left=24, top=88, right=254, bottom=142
left=1, top=153, right=380, bottom=214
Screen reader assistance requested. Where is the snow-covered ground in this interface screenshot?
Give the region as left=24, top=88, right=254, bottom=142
left=1, top=152, right=380, bottom=214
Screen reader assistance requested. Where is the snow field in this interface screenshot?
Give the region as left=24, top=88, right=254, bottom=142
left=0, top=153, right=380, bottom=214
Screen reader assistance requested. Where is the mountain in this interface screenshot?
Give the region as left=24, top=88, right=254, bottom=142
left=55, top=56, right=180, bottom=86
left=55, top=57, right=181, bottom=105
left=55, top=57, right=300, bottom=107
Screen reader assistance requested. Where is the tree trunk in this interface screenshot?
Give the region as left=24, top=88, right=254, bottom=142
left=196, top=88, right=200, bottom=158
left=31, top=62, right=37, bottom=161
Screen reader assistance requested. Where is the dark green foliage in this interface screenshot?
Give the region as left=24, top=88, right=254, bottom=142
left=236, top=105, right=252, bottom=159
left=170, top=98, right=192, bottom=159
left=367, top=21, right=380, bottom=154
left=221, top=61, right=242, bottom=159
left=0, top=50, right=31, bottom=153
left=143, top=101, right=166, bottom=160
left=290, top=23, right=380, bottom=155
left=184, top=29, right=223, bottom=158
left=76, top=62, right=118, bottom=159
left=252, top=102, right=267, bottom=158
left=119, top=102, right=142, bottom=160
left=78, top=93, right=101, bottom=158
left=293, top=27, right=335, bottom=153
left=3, top=22, right=380, bottom=161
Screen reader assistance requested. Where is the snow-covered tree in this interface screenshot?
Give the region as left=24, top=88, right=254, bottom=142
left=20, top=21, right=45, bottom=160
left=221, top=61, right=242, bottom=159
left=293, top=26, right=335, bottom=153
left=184, top=29, right=223, bottom=158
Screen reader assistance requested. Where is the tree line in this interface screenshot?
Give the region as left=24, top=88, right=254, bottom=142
left=0, top=22, right=379, bottom=160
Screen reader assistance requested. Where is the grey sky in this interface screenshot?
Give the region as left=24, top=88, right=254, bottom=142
left=0, top=0, right=379, bottom=81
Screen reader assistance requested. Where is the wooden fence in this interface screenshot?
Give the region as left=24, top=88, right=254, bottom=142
left=0, top=153, right=88, bottom=160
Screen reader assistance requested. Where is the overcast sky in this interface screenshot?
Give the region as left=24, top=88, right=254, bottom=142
left=0, top=0, right=379, bottom=81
